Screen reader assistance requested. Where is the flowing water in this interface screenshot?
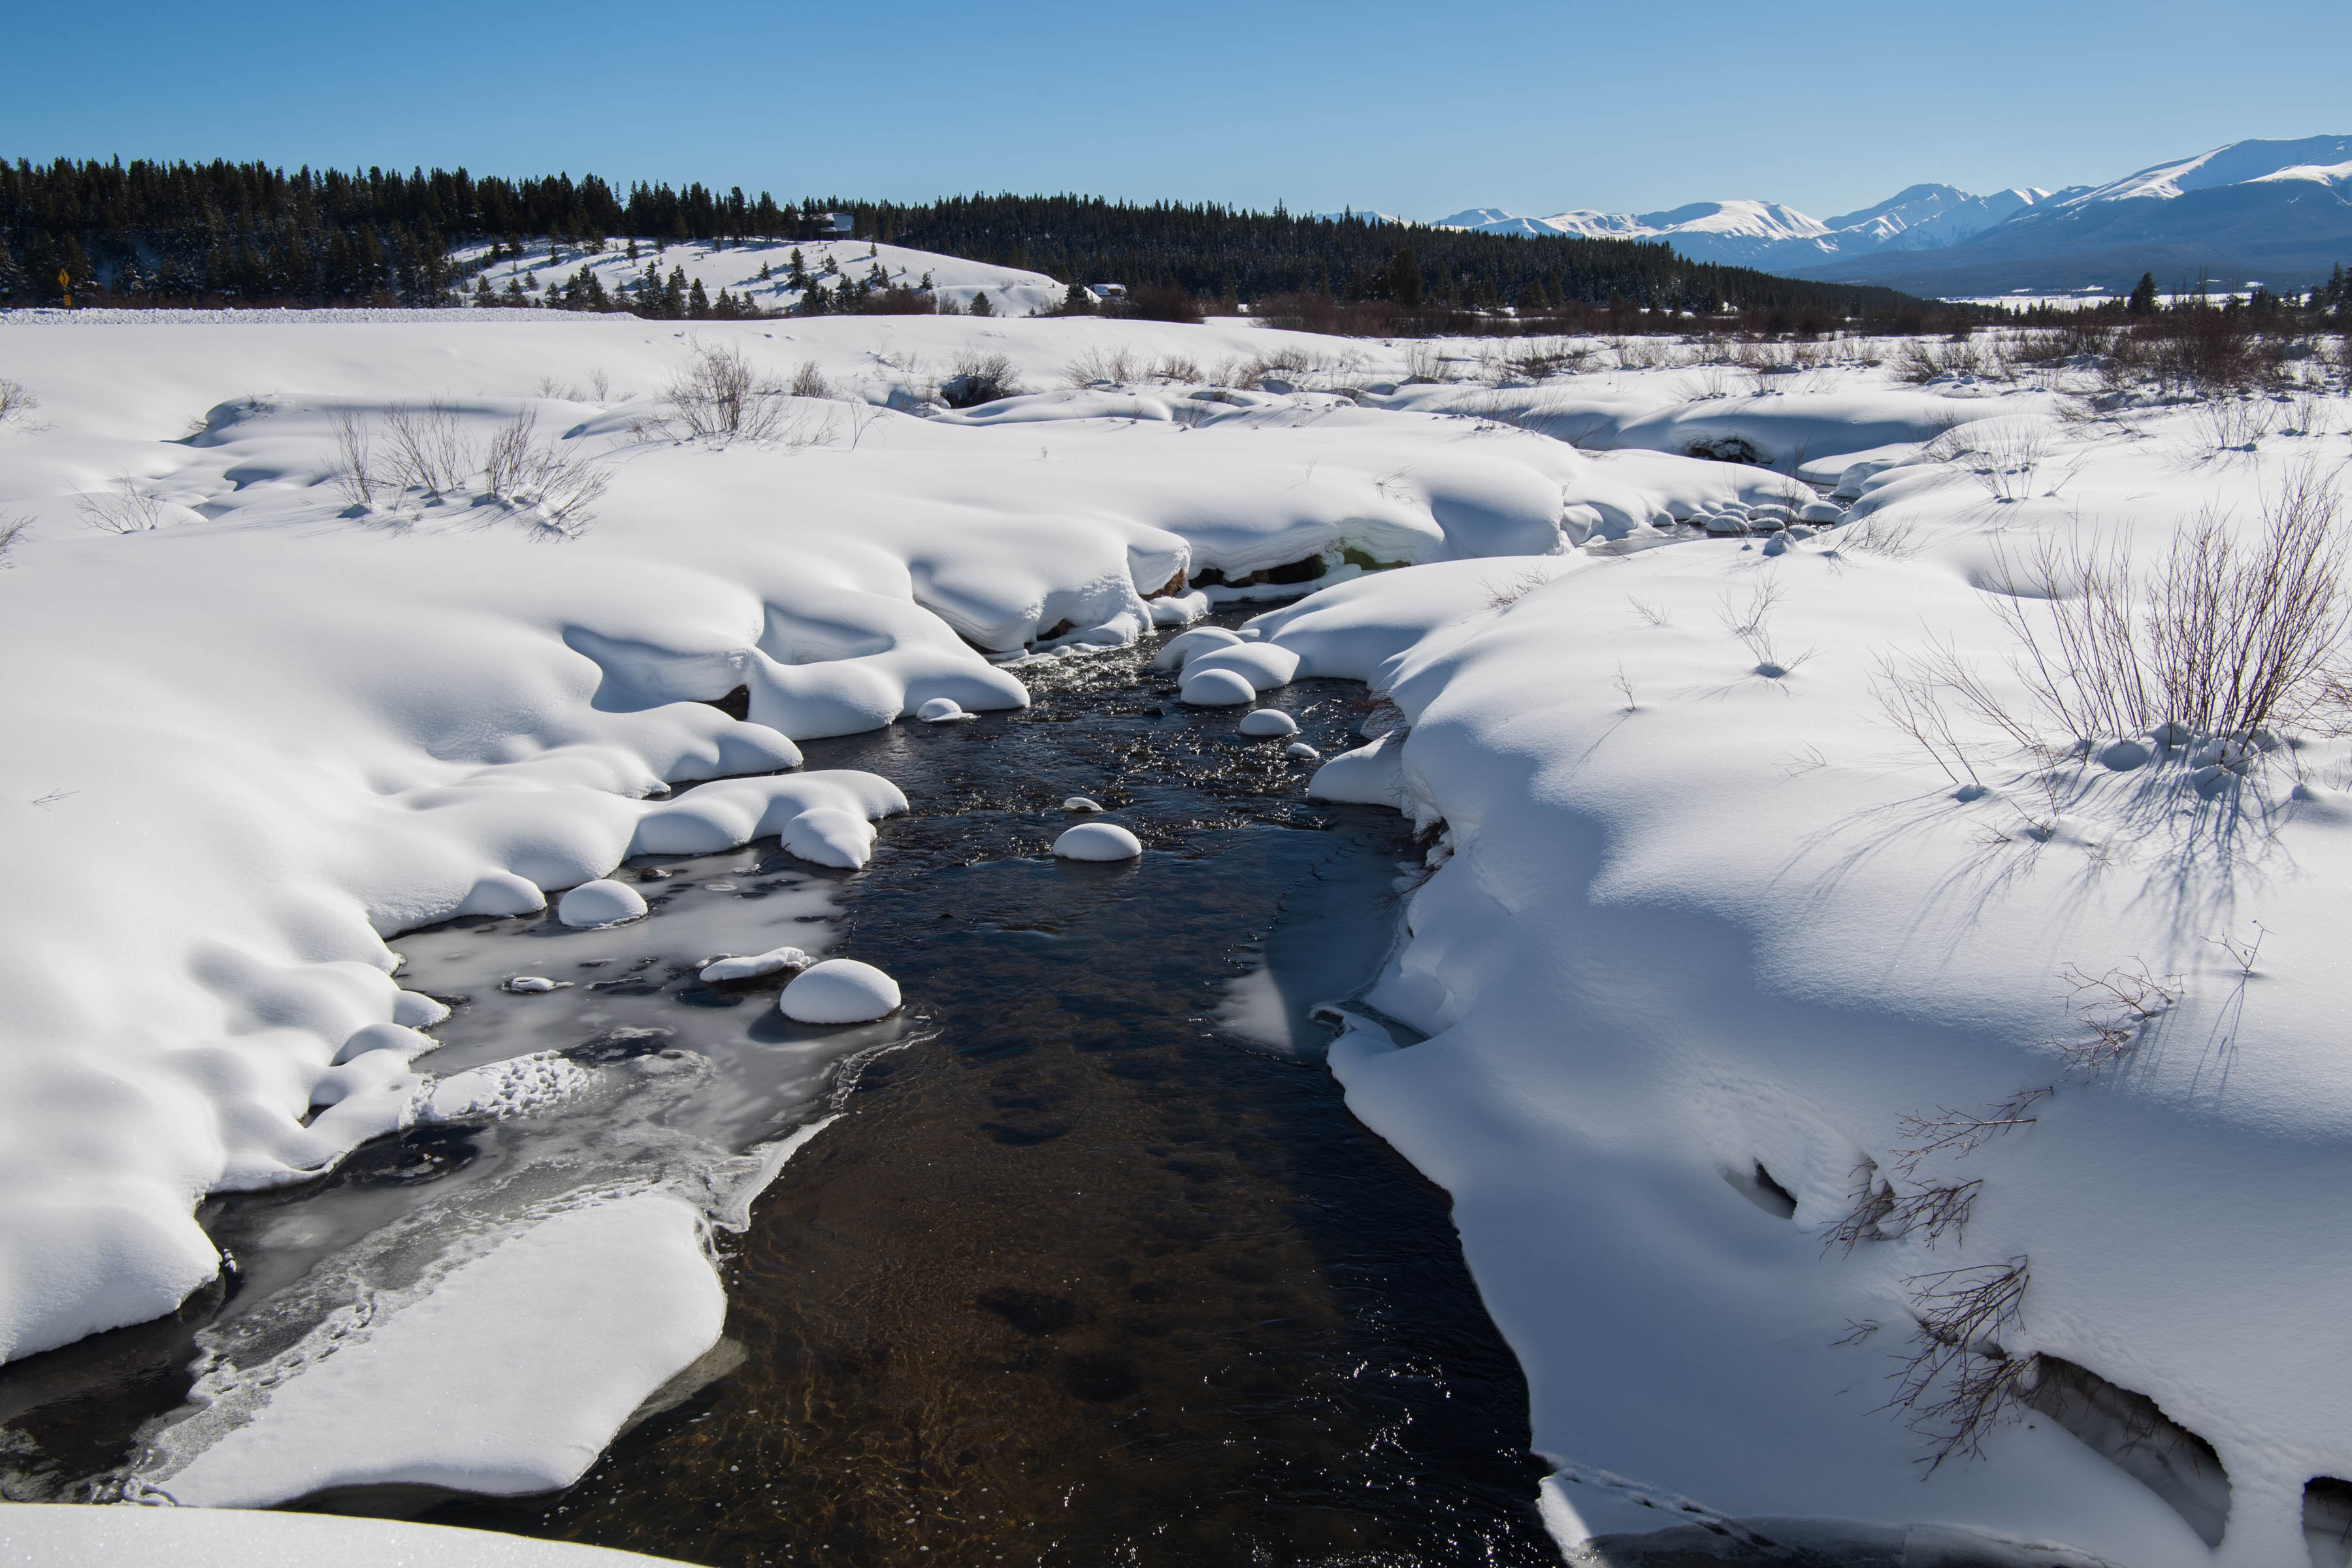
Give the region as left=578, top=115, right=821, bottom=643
left=0, top=626, right=1561, bottom=1567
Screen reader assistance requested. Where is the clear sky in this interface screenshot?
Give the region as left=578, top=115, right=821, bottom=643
left=4, top=0, right=2347, bottom=222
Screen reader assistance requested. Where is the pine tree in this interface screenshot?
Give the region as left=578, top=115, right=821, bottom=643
left=970, top=290, right=992, bottom=317
left=2127, top=272, right=2158, bottom=316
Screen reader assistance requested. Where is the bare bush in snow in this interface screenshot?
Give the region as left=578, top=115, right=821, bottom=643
left=0, top=512, right=29, bottom=564
left=382, top=400, right=478, bottom=497
left=1927, top=417, right=2051, bottom=502
left=1718, top=580, right=1812, bottom=678
left=655, top=340, right=793, bottom=443
left=1886, top=1258, right=2034, bottom=1469
left=941, top=351, right=1022, bottom=408
left=0, top=378, right=37, bottom=426
left=789, top=361, right=831, bottom=399
left=2187, top=397, right=2276, bottom=458
left=480, top=412, right=609, bottom=535
left=74, top=473, right=171, bottom=534
left=1153, top=355, right=1203, bottom=384
left=1066, top=347, right=1139, bottom=388
left=328, top=408, right=378, bottom=507
left=1903, top=466, right=2351, bottom=755
left=1898, top=336, right=1985, bottom=384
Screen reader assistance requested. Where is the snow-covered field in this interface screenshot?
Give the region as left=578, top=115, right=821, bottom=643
left=2, top=300, right=2349, bottom=1564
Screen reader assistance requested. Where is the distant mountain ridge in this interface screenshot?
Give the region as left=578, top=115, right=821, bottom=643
left=1439, top=135, right=2352, bottom=295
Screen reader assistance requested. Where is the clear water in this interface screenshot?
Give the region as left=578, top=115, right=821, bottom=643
left=0, top=629, right=1561, bottom=1567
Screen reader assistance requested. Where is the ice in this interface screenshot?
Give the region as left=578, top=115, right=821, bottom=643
left=416, top=1051, right=596, bottom=1124
left=0, top=1503, right=693, bottom=1567
left=1286, top=742, right=1321, bottom=760
left=1178, top=667, right=1256, bottom=706
left=698, top=945, right=812, bottom=983
left=1053, top=822, right=1144, bottom=861
left=555, top=879, right=647, bottom=928
left=777, top=958, right=902, bottom=1024
left=144, top=1190, right=727, bottom=1507
left=1061, top=796, right=1103, bottom=811
left=1239, top=710, right=1300, bottom=737
left=502, top=976, right=568, bottom=994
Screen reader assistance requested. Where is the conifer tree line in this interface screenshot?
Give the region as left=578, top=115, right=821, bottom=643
left=1, top=156, right=1920, bottom=319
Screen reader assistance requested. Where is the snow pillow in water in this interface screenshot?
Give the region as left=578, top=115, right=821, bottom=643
left=1179, top=668, right=1256, bottom=706
left=916, top=696, right=969, bottom=722
left=1239, top=710, right=1299, bottom=738
left=1054, top=822, right=1143, bottom=860
left=1152, top=626, right=1243, bottom=671
left=700, top=945, right=812, bottom=983
left=556, top=879, right=647, bottom=927
left=779, top=958, right=902, bottom=1024
left=1186, top=644, right=1300, bottom=692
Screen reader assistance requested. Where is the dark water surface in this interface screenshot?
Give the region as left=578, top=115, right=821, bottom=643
left=0, top=630, right=1560, bottom=1567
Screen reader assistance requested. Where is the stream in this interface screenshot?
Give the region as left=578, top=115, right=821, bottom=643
left=0, top=622, right=1561, bottom=1567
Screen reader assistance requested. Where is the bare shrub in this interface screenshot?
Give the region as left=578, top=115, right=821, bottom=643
left=0, top=378, right=37, bottom=425
left=1886, top=1258, right=2034, bottom=1469
left=1401, top=344, right=1453, bottom=384
left=479, top=411, right=608, bottom=536
left=382, top=400, right=478, bottom=497
left=2050, top=960, right=2181, bottom=1079
left=1065, top=347, right=1138, bottom=388
left=328, top=408, right=377, bottom=507
left=659, top=340, right=791, bottom=442
left=0, top=512, right=30, bottom=564
left=789, top=361, right=831, bottom=399
left=1920, top=466, right=2351, bottom=750
left=1507, top=338, right=1588, bottom=380
left=1680, top=365, right=1735, bottom=401
left=2187, top=397, right=2276, bottom=458
left=1893, top=1086, right=2051, bottom=1176
left=1927, top=417, right=2051, bottom=502
left=2284, top=389, right=2330, bottom=437
left=1718, top=580, right=1812, bottom=678
left=940, top=351, right=1022, bottom=408
left=1482, top=566, right=1552, bottom=608
left=1153, top=355, right=1203, bottom=384
left=1898, top=336, right=1985, bottom=384
left=74, top=473, right=171, bottom=533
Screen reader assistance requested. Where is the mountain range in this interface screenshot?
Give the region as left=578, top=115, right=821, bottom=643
left=1436, top=135, right=2352, bottom=296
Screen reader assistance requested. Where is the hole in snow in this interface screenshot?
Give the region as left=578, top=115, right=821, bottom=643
left=2025, top=1354, right=2230, bottom=1547
left=2305, top=1476, right=2352, bottom=1568
left=1723, top=1162, right=1797, bottom=1219
left=702, top=685, right=751, bottom=721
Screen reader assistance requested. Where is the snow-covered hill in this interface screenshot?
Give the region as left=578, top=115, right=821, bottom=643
left=453, top=236, right=1076, bottom=317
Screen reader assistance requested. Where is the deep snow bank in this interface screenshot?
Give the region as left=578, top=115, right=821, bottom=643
left=1260, top=377, right=2352, bottom=1564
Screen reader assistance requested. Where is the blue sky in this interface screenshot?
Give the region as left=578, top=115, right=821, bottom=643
left=4, top=0, right=2347, bottom=220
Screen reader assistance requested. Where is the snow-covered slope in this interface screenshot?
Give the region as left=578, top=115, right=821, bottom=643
left=455, top=237, right=1075, bottom=316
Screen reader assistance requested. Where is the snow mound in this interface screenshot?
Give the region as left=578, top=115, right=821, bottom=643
left=556, top=879, right=647, bottom=928
left=417, top=1051, right=596, bottom=1124
left=0, top=1504, right=693, bottom=1567
left=147, top=1190, right=724, bottom=1507
left=1054, top=822, right=1144, bottom=861
left=504, top=976, right=569, bottom=994
left=698, top=945, right=812, bottom=983
left=1239, top=709, right=1300, bottom=738
left=916, top=696, right=969, bottom=722
left=1186, top=642, right=1301, bottom=693
left=1062, top=796, right=1103, bottom=811
left=1179, top=668, right=1257, bottom=706
left=1153, top=627, right=1243, bottom=671
left=778, top=958, right=901, bottom=1024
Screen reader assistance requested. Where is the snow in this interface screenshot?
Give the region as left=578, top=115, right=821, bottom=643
left=1238, top=709, right=1299, bottom=737
left=1178, top=667, right=1258, bottom=706
left=915, top=695, right=969, bottom=721
left=5, top=302, right=2351, bottom=1559
left=555, top=878, right=647, bottom=927
left=698, top=945, right=811, bottom=983
left=143, top=1190, right=725, bottom=1507
left=1061, top=796, right=1103, bottom=811
left=1052, top=822, right=1144, bottom=861
left=0, top=1505, right=693, bottom=1567
left=777, top=958, right=901, bottom=1024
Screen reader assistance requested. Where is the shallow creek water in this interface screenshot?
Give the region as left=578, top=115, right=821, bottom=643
left=0, top=625, right=1561, bottom=1567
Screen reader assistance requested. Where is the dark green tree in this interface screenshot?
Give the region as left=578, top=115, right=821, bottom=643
left=2127, top=272, right=2158, bottom=316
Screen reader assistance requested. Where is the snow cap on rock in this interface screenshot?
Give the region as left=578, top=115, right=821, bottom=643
left=916, top=696, right=968, bottom=722
left=1054, top=822, right=1143, bottom=861
left=556, top=879, right=647, bottom=928
left=779, top=958, right=901, bottom=1024
left=1179, top=668, right=1256, bottom=707
left=1239, top=710, right=1300, bottom=738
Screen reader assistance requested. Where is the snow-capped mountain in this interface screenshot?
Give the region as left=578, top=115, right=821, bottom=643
left=1445, top=136, right=2352, bottom=295
left=1433, top=189, right=2046, bottom=269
